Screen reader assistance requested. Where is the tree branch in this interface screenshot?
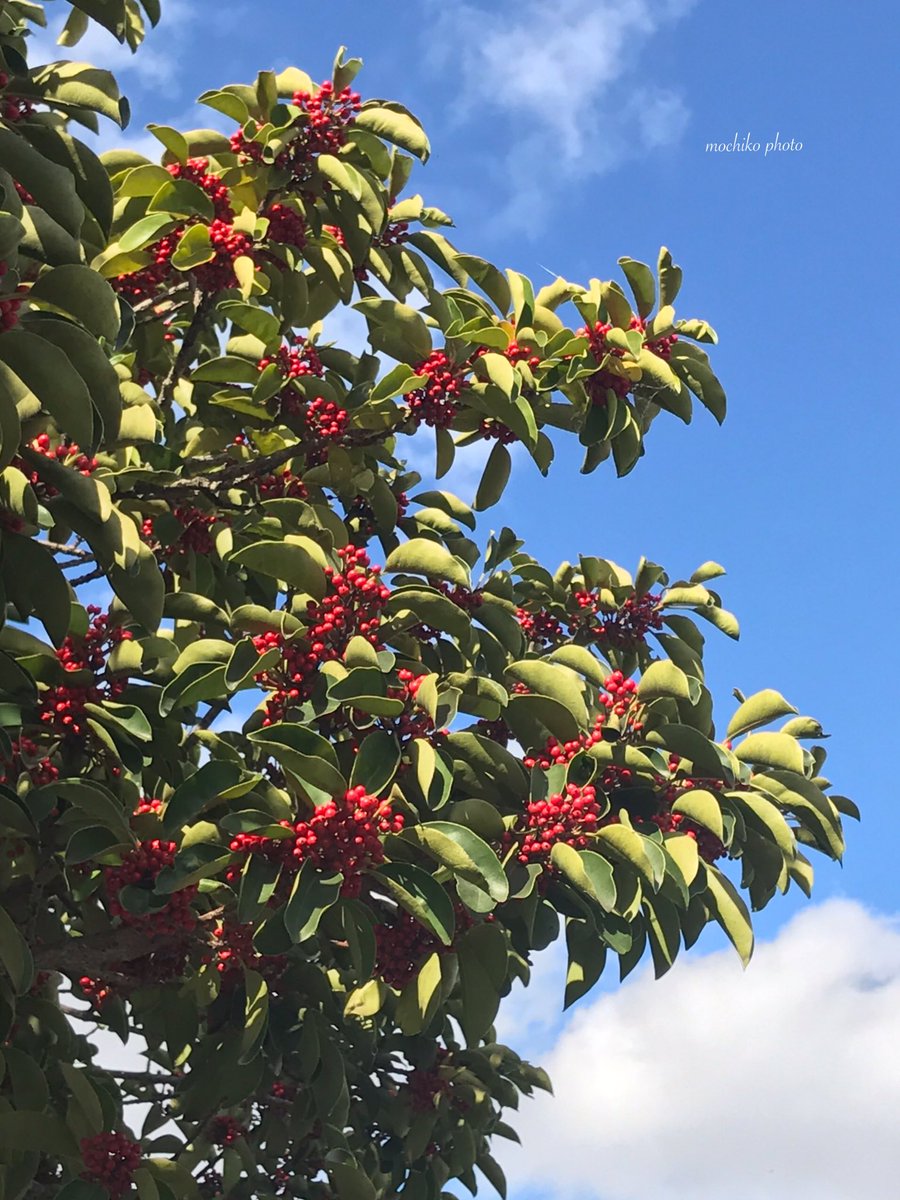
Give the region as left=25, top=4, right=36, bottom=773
left=159, top=289, right=213, bottom=408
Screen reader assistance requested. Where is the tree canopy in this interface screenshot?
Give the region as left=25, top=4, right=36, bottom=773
left=0, top=3, right=858, bottom=1200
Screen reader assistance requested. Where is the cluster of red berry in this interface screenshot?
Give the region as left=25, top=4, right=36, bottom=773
left=80, top=1131, right=141, bottom=1198
left=374, top=907, right=447, bottom=989
left=434, top=581, right=483, bottom=612
left=142, top=506, right=220, bottom=558
left=258, top=340, right=324, bottom=380
left=522, top=712, right=609, bottom=770
left=408, top=1051, right=452, bottom=1113
left=38, top=608, right=133, bottom=739
left=288, top=395, right=349, bottom=465
left=383, top=668, right=441, bottom=744
left=0, top=260, right=24, bottom=331
left=506, top=782, right=602, bottom=866
left=0, top=73, right=34, bottom=122
left=207, top=917, right=282, bottom=983
left=133, top=796, right=163, bottom=816
left=104, top=839, right=198, bottom=935
left=472, top=716, right=512, bottom=746
left=582, top=315, right=679, bottom=407
left=405, top=351, right=466, bottom=429
left=570, top=589, right=664, bottom=648
left=478, top=418, right=518, bottom=443
left=230, top=81, right=361, bottom=180
left=16, top=432, right=98, bottom=496
left=516, top=607, right=563, bottom=647
left=78, top=974, right=115, bottom=1008
left=168, top=157, right=233, bottom=220
left=194, top=219, right=253, bottom=293
left=114, top=158, right=250, bottom=301
left=257, top=469, right=308, bottom=500
left=629, top=314, right=679, bottom=359
left=602, top=669, right=639, bottom=717
left=207, top=1115, right=245, bottom=1147
left=253, top=546, right=390, bottom=723
left=322, top=223, right=346, bottom=248
left=262, top=202, right=307, bottom=249
left=229, top=787, right=404, bottom=897
left=0, top=736, right=58, bottom=788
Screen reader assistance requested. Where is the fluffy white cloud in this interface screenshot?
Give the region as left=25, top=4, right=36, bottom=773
left=497, top=899, right=900, bottom=1200
left=426, top=0, right=694, bottom=228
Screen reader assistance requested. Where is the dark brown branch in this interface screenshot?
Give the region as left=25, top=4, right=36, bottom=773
left=107, top=1068, right=178, bottom=1084
left=159, top=289, right=213, bottom=408
left=70, top=565, right=106, bottom=587
left=43, top=541, right=93, bottom=559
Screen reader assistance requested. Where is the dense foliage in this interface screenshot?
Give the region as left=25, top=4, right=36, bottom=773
left=0, top=3, right=858, bottom=1199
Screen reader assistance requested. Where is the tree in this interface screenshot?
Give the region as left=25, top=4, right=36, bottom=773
left=0, top=3, right=858, bottom=1199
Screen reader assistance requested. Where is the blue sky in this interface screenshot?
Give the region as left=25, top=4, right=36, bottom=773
left=34, top=1, right=900, bottom=1195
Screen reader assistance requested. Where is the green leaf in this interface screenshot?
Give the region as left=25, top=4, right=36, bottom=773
left=565, top=918, right=607, bottom=1008
left=217, top=301, right=281, bottom=346
left=163, top=761, right=251, bottom=833
left=353, top=297, right=432, bottom=364
left=108, top=544, right=165, bottom=632
left=396, top=949, right=444, bottom=1034
left=27, top=316, right=121, bottom=439
left=239, top=969, right=269, bottom=1063
left=0, top=904, right=33, bottom=994
left=285, top=859, right=343, bottom=942
left=733, top=732, right=805, bottom=774
left=401, top=821, right=508, bottom=902
left=27, top=264, right=119, bottom=342
left=146, top=123, right=189, bottom=161
left=702, top=863, right=754, bottom=966
left=370, top=362, right=421, bottom=403
left=60, top=1062, right=104, bottom=1133
left=343, top=978, right=387, bottom=1020
left=0, top=330, right=94, bottom=446
left=474, top=441, right=512, bottom=511
left=550, top=844, right=617, bottom=910
left=617, top=257, right=656, bottom=318
left=594, top=823, right=661, bottom=888
left=248, top=724, right=345, bottom=795
left=637, top=659, right=692, bottom=702
left=690, top=561, right=726, bottom=583
left=671, top=789, right=725, bottom=841
left=657, top=247, right=683, bottom=307
left=349, top=730, right=401, bottom=796
left=147, top=178, right=214, bottom=220
left=457, top=922, right=507, bottom=1043
left=170, top=223, right=213, bottom=270
left=0, top=128, right=83, bottom=235
left=372, top=862, right=455, bottom=946
left=2, top=534, right=71, bottom=646
left=231, top=539, right=327, bottom=595
left=0, top=1111, right=79, bottom=1156
left=384, top=538, right=470, bottom=588
left=355, top=102, right=431, bottom=162
left=726, top=690, right=798, bottom=739
left=506, top=660, right=589, bottom=728
left=117, top=212, right=178, bottom=253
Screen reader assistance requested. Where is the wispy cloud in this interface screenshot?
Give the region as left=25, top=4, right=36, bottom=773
left=426, top=0, right=695, bottom=230
left=500, top=899, right=900, bottom=1200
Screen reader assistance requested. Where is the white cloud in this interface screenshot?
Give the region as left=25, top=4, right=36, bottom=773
left=499, top=899, right=900, bottom=1200
left=426, top=0, right=696, bottom=230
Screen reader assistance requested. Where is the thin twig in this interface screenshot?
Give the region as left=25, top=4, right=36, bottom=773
left=43, top=541, right=93, bottom=559
left=71, top=566, right=106, bottom=587
left=159, top=289, right=212, bottom=408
